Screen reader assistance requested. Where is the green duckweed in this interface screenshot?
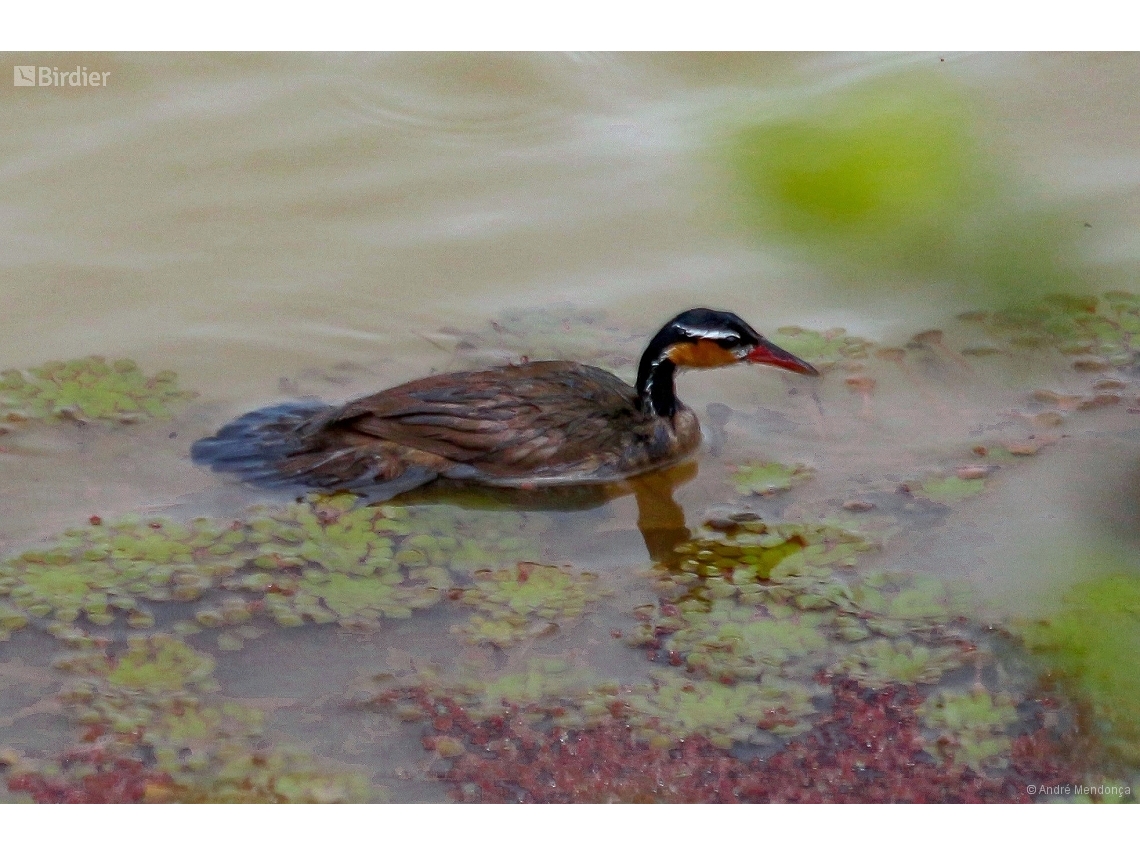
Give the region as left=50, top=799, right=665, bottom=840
left=0, top=517, right=240, bottom=629
left=731, top=461, right=815, bottom=496
left=767, top=327, right=875, bottom=372
left=0, top=356, right=195, bottom=424
left=0, top=601, right=29, bottom=641
left=107, top=635, right=217, bottom=692
left=374, top=656, right=822, bottom=750
left=961, top=291, right=1140, bottom=363
left=623, top=672, right=822, bottom=749
left=919, top=689, right=1019, bottom=771
left=664, top=519, right=874, bottom=598
left=55, top=635, right=217, bottom=690
left=0, top=493, right=550, bottom=638
left=472, top=659, right=611, bottom=718
left=49, top=635, right=374, bottom=802
left=376, top=658, right=618, bottom=731
left=452, top=562, right=607, bottom=646
left=914, top=475, right=987, bottom=503
left=633, top=519, right=975, bottom=704
left=666, top=600, right=830, bottom=682
left=849, top=573, right=971, bottom=637
left=832, top=638, right=967, bottom=688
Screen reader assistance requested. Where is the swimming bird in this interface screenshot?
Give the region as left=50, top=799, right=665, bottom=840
left=191, top=308, right=818, bottom=501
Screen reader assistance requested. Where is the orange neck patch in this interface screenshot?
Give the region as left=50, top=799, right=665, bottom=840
left=665, top=339, right=737, bottom=368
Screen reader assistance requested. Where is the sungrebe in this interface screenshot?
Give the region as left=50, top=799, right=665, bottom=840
left=191, top=308, right=818, bottom=500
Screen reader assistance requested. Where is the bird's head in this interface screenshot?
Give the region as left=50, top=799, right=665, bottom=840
left=651, top=308, right=819, bottom=376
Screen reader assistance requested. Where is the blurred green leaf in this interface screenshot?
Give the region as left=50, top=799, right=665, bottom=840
left=729, top=74, right=1085, bottom=306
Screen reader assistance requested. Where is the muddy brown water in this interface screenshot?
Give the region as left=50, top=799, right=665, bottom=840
left=2, top=53, right=1140, bottom=801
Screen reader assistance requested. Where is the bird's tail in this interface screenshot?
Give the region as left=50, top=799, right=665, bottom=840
left=190, top=401, right=333, bottom=489
left=191, top=401, right=438, bottom=501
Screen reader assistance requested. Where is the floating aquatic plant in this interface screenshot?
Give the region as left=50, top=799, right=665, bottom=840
left=278, top=495, right=545, bottom=576
left=658, top=599, right=830, bottom=682
left=294, top=566, right=448, bottom=627
left=451, top=562, right=607, bottom=646
left=766, top=327, right=875, bottom=373
left=1021, top=571, right=1140, bottom=765
left=0, top=356, right=195, bottom=424
left=912, top=474, right=987, bottom=503
left=0, top=601, right=30, bottom=642
left=53, top=636, right=221, bottom=735
left=730, top=461, right=815, bottom=496
left=0, top=516, right=242, bottom=630
left=377, top=653, right=809, bottom=751
left=8, top=635, right=374, bottom=803
left=388, top=676, right=1077, bottom=803
left=849, top=572, right=972, bottom=637
left=919, top=689, right=1019, bottom=771
left=960, top=291, right=1140, bottom=363
left=7, top=302, right=1134, bottom=802
left=669, top=519, right=873, bottom=587
left=242, top=497, right=543, bottom=629
left=633, top=517, right=979, bottom=700
left=832, top=638, right=968, bottom=688
left=746, top=679, right=1075, bottom=804
left=469, top=659, right=611, bottom=717
left=4, top=742, right=173, bottom=804
left=642, top=518, right=876, bottom=619
left=1067, top=777, right=1139, bottom=804
left=369, top=657, right=617, bottom=733
left=105, top=635, right=217, bottom=692
left=357, top=508, right=1064, bottom=800
left=623, top=671, right=821, bottom=748
left=0, top=494, right=549, bottom=639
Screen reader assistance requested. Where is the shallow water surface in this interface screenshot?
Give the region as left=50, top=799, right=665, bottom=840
left=2, top=53, right=1140, bottom=803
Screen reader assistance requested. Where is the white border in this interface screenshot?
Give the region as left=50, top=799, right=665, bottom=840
left=1, top=1, right=1135, bottom=50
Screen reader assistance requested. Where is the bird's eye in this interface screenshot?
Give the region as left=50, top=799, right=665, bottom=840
left=721, top=335, right=740, bottom=347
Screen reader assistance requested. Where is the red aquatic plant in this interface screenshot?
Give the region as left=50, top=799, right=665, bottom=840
left=733, top=680, right=1068, bottom=803
left=383, top=677, right=1080, bottom=803
left=6, top=740, right=171, bottom=804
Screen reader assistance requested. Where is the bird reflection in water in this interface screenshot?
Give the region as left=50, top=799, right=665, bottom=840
left=390, top=459, right=698, bottom=567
